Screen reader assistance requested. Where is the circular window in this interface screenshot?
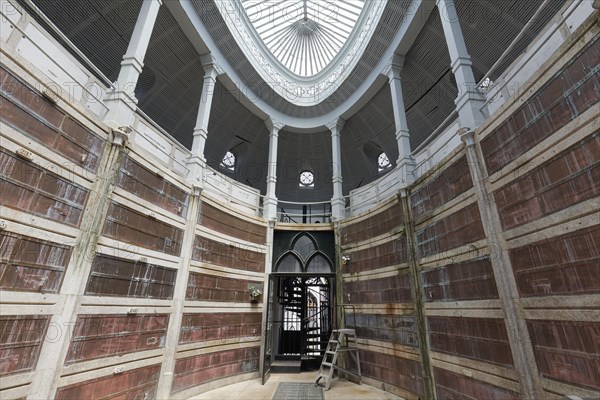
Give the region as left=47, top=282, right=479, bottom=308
left=378, top=152, right=390, bottom=171
left=299, top=170, right=314, bottom=187
left=221, top=151, right=235, bottom=170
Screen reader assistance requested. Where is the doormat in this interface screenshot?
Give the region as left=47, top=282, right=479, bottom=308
left=272, top=382, right=324, bottom=400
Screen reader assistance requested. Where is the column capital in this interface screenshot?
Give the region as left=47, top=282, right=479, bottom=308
left=200, top=53, right=223, bottom=78
left=458, top=127, right=476, bottom=147
left=265, top=118, right=284, bottom=133
left=326, top=118, right=345, bottom=134
left=383, top=54, right=405, bottom=81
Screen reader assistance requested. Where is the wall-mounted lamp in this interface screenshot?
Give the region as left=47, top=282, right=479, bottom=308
left=341, top=255, right=351, bottom=265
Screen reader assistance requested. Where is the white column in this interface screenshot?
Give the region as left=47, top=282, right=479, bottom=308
left=187, top=54, right=221, bottom=184
left=265, top=118, right=283, bottom=220
left=384, top=54, right=416, bottom=185
left=103, top=0, right=162, bottom=128
left=328, top=118, right=345, bottom=220
left=437, top=0, right=488, bottom=130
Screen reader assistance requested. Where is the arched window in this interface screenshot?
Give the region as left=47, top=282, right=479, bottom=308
left=378, top=152, right=391, bottom=172
left=275, top=232, right=333, bottom=273
left=220, top=151, right=235, bottom=171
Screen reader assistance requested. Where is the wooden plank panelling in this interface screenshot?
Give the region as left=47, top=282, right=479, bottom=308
left=421, top=257, right=499, bottom=302
left=509, top=225, right=600, bottom=297
left=416, top=203, right=485, bottom=258
left=434, top=367, right=519, bottom=400
left=0, top=66, right=104, bottom=173
left=117, top=155, right=189, bottom=218
left=411, top=155, right=473, bottom=220
left=494, top=131, right=599, bottom=230
left=102, top=202, right=184, bottom=256
left=481, top=34, right=599, bottom=175
left=179, top=313, right=261, bottom=344
left=527, top=320, right=600, bottom=390
left=346, top=313, right=418, bottom=347
left=1, top=148, right=89, bottom=226
left=65, top=314, right=169, bottom=364
left=343, top=274, right=413, bottom=304
left=171, top=347, right=259, bottom=393
left=340, top=202, right=404, bottom=245
left=344, top=235, right=408, bottom=274
left=55, top=364, right=160, bottom=400
left=199, top=202, right=266, bottom=244
left=428, top=316, right=514, bottom=367
left=85, top=254, right=176, bottom=300
left=0, top=315, right=50, bottom=376
left=186, top=272, right=262, bottom=302
left=192, top=236, right=264, bottom=273
left=0, top=231, right=72, bottom=293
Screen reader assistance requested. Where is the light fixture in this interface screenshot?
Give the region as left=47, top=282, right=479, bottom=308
left=341, top=255, right=351, bottom=265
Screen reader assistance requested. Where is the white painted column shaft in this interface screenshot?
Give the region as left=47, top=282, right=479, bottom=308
left=103, top=0, right=162, bottom=128
left=328, top=119, right=345, bottom=220
left=265, top=119, right=283, bottom=220
left=437, top=0, right=488, bottom=130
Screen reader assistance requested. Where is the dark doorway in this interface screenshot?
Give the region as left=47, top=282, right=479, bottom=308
left=265, top=231, right=335, bottom=374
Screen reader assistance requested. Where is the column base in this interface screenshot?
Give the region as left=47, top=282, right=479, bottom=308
left=396, top=157, right=417, bottom=185
left=331, top=196, right=345, bottom=221
left=264, top=196, right=279, bottom=221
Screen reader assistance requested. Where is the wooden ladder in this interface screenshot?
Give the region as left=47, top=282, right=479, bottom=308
left=314, top=329, right=361, bottom=391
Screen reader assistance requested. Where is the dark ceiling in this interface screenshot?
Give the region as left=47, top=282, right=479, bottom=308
left=27, top=0, right=565, bottom=201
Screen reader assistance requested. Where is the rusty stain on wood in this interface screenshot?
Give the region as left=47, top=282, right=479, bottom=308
left=192, top=235, right=265, bottom=272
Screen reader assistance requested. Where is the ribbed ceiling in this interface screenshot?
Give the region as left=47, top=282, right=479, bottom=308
left=241, top=0, right=365, bottom=77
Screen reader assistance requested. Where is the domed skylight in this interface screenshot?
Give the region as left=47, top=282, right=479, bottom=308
left=241, top=0, right=366, bottom=77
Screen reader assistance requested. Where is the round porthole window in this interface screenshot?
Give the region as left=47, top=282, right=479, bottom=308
left=299, top=170, right=314, bottom=187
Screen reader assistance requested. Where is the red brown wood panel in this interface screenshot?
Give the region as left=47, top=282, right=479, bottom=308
left=186, top=272, right=263, bottom=302
left=192, top=235, right=265, bottom=273
left=1, top=149, right=89, bottom=226
left=0, top=315, right=49, bottom=376
left=509, top=224, right=600, bottom=297
left=102, top=202, right=184, bottom=256
left=117, top=156, right=189, bottom=218
left=344, top=234, right=408, bottom=274
left=0, top=231, right=72, bottom=293
left=416, top=203, right=485, bottom=258
left=433, top=367, right=519, bottom=400
left=481, top=34, right=600, bottom=174
left=171, top=347, right=260, bottom=393
left=410, top=155, right=473, bottom=220
left=343, top=273, right=413, bottom=304
left=199, top=202, right=266, bottom=244
left=527, top=320, right=600, bottom=390
left=428, top=316, right=514, bottom=367
left=353, top=349, right=425, bottom=396
left=340, top=202, right=404, bottom=245
left=85, top=254, right=176, bottom=299
left=346, top=313, right=418, bottom=347
left=179, top=313, right=262, bottom=344
left=495, top=132, right=599, bottom=230
left=65, top=314, right=169, bottom=364
left=421, top=257, right=499, bottom=302
left=0, top=66, right=103, bottom=173
left=55, top=364, right=160, bottom=400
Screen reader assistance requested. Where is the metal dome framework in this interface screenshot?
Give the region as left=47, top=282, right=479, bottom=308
left=241, top=0, right=366, bottom=77
left=218, top=0, right=385, bottom=105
